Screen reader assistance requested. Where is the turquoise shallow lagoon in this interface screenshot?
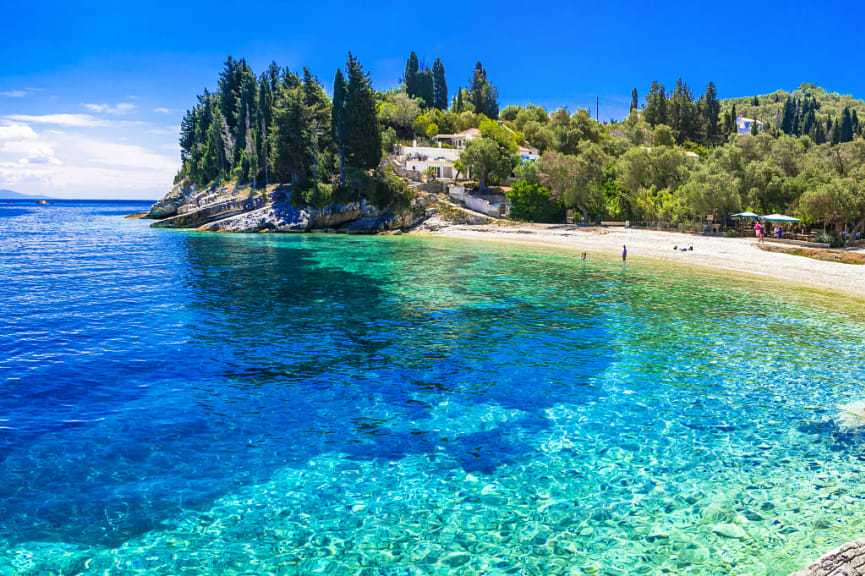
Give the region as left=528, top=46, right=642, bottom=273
left=1, top=201, right=865, bottom=575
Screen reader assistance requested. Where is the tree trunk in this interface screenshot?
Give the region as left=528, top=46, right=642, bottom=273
left=578, top=203, right=589, bottom=225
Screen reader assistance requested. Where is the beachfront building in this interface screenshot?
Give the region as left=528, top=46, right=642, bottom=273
left=398, top=128, right=539, bottom=179
left=736, top=116, right=763, bottom=135
left=398, top=140, right=461, bottom=179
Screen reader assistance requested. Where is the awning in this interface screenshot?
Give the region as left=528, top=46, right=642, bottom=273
left=761, top=214, right=800, bottom=223
left=731, top=211, right=760, bottom=219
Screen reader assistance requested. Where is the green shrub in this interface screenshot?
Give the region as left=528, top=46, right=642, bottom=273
left=337, top=167, right=414, bottom=209
left=724, top=229, right=739, bottom=238
left=506, top=181, right=565, bottom=223
left=814, top=232, right=841, bottom=247
left=303, top=183, right=333, bottom=209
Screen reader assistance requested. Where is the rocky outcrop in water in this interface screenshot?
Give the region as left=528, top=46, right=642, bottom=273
left=791, top=538, right=865, bottom=575
left=144, top=182, right=445, bottom=234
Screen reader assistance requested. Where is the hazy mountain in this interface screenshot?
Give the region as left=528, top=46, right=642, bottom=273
left=0, top=189, right=53, bottom=200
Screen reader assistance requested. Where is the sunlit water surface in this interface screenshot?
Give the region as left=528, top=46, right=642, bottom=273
left=1, top=200, right=864, bottom=575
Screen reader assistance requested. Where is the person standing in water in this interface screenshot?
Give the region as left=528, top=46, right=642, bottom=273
left=622, top=245, right=628, bottom=263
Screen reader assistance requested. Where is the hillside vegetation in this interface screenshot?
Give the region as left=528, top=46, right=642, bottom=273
left=171, top=53, right=865, bottom=238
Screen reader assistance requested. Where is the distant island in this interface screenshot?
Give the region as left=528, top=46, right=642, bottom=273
left=0, top=189, right=54, bottom=200
left=144, top=53, right=865, bottom=242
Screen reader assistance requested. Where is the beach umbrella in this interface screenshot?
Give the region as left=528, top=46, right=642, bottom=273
left=731, top=211, right=760, bottom=219
left=761, top=213, right=800, bottom=223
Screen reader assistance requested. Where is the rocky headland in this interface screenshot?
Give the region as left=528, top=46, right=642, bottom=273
left=143, top=181, right=493, bottom=234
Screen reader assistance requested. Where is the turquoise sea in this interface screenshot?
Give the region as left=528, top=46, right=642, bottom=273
left=1, top=200, right=865, bottom=575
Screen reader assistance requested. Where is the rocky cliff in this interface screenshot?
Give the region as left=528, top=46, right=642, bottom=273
left=143, top=182, right=464, bottom=234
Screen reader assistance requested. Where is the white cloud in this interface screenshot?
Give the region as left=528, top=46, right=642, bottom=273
left=82, top=102, right=137, bottom=115
left=153, top=107, right=172, bottom=114
left=5, top=114, right=114, bottom=127
left=0, top=123, right=38, bottom=141
left=0, top=121, right=178, bottom=199
left=144, top=126, right=178, bottom=136
left=0, top=88, right=42, bottom=98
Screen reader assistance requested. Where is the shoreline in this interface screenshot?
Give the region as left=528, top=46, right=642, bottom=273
left=413, top=222, right=865, bottom=302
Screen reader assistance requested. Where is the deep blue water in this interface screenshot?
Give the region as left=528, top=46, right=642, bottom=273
left=1, top=200, right=865, bottom=575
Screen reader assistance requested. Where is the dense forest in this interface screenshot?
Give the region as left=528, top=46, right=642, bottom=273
left=175, top=53, right=865, bottom=237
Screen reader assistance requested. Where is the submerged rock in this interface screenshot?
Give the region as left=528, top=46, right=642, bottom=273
left=712, top=523, right=747, bottom=539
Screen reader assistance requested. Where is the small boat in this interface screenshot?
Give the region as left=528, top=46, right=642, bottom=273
left=35, top=200, right=50, bottom=205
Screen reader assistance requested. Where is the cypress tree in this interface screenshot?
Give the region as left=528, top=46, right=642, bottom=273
left=404, top=52, right=419, bottom=98
left=456, top=86, right=463, bottom=113
left=853, top=109, right=860, bottom=135
left=840, top=107, right=854, bottom=142
left=780, top=98, right=795, bottom=134
left=830, top=117, right=840, bottom=145
left=630, top=88, right=638, bottom=112
left=331, top=68, right=346, bottom=185
left=469, top=62, right=498, bottom=118
left=418, top=69, right=435, bottom=108
left=432, top=58, right=448, bottom=110
left=729, top=103, right=737, bottom=134
left=343, top=52, right=381, bottom=170
left=703, top=81, right=721, bottom=143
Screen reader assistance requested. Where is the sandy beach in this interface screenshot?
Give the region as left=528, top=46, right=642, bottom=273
left=417, top=221, right=865, bottom=301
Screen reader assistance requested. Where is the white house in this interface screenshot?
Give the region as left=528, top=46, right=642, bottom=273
left=398, top=140, right=461, bottom=179
left=434, top=128, right=481, bottom=148
left=736, top=116, right=763, bottom=135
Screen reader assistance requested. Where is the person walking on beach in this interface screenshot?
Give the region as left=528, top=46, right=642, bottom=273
left=622, top=245, right=628, bottom=263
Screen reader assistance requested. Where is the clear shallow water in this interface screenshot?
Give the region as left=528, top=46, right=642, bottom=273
left=1, top=201, right=865, bottom=575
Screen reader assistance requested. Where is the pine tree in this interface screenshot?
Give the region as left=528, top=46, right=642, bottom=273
left=432, top=58, right=448, bottom=110
left=271, top=87, right=313, bottom=185
left=203, top=100, right=227, bottom=185
left=331, top=68, right=347, bottom=186
left=218, top=56, right=241, bottom=135
left=643, top=81, right=667, bottom=126
left=404, top=52, right=419, bottom=98
left=302, top=67, right=331, bottom=185
left=630, top=88, right=638, bottom=112
left=343, top=52, right=382, bottom=170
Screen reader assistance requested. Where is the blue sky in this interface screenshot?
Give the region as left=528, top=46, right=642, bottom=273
left=0, top=0, right=863, bottom=199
